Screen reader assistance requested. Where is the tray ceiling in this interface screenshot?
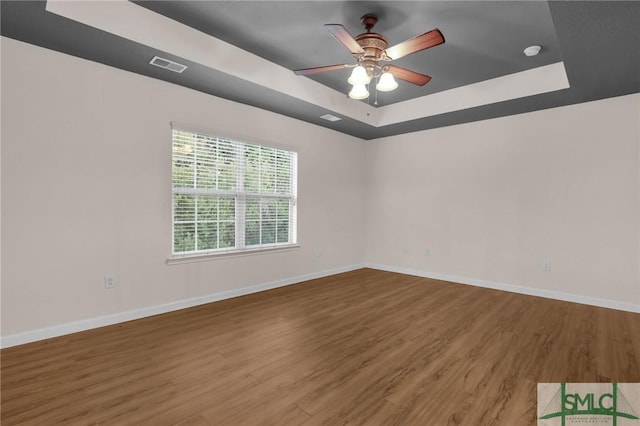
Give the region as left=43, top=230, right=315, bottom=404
left=1, top=1, right=638, bottom=139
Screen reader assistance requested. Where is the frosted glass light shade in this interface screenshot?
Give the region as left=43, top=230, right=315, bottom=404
left=348, top=66, right=371, bottom=85
left=376, top=72, right=398, bottom=92
left=348, top=83, right=369, bottom=99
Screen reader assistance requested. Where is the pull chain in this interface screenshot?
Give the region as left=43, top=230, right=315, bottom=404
left=374, top=76, right=379, bottom=106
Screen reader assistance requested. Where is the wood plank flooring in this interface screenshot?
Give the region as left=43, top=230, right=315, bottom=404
left=1, top=268, right=639, bottom=425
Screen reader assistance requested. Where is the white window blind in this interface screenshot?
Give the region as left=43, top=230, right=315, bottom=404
left=172, top=128, right=297, bottom=255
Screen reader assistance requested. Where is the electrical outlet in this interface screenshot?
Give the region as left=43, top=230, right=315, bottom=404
left=542, top=260, right=551, bottom=272
left=425, top=249, right=430, bottom=256
left=104, top=275, right=116, bottom=289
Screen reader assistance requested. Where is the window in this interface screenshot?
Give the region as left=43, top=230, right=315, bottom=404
left=171, top=127, right=297, bottom=256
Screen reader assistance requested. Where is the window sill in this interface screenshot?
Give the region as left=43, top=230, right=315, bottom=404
left=166, top=244, right=300, bottom=265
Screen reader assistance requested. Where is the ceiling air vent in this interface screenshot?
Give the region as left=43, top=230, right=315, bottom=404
left=149, top=56, right=187, bottom=73
left=320, top=114, right=342, bottom=122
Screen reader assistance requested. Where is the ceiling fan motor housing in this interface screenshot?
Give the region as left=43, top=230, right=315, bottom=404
left=354, top=33, right=388, bottom=75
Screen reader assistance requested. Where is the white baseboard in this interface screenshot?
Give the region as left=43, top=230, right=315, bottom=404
left=3, top=262, right=637, bottom=348
left=0, top=263, right=365, bottom=349
left=365, top=263, right=640, bottom=314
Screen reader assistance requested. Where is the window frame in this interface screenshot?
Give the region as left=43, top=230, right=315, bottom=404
left=169, top=125, right=298, bottom=262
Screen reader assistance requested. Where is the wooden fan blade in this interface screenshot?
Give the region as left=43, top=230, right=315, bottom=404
left=294, top=64, right=351, bottom=76
left=324, top=24, right=365, bottom=55
left=387, top=65, right=432, bottom=86
left=384, top=29, right=444, bottom=60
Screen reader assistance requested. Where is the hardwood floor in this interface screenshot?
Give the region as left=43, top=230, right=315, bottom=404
left=1, top=268, right=639, bottom=425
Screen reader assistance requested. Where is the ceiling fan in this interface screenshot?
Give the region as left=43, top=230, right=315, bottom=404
left=294, top=14, right=445, bottom=99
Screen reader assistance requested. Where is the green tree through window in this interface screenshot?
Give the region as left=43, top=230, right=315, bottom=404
left=172, top=128, right=297, bottom=255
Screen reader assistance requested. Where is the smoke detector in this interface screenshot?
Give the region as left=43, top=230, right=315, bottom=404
left=523, top=45, right=542, bottom=57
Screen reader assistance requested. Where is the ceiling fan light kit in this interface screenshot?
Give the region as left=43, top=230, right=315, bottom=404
left=348, top=83, right=370, bottom=100
left=294, top=13, right=445, bottom=102
left=348, top=65, right=371, bottom=85
left=376, top=71, right=398, bottom=92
